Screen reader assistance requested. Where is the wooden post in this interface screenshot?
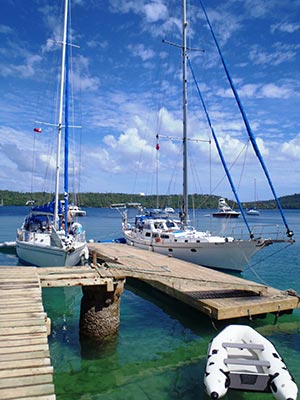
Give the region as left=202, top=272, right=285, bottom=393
left=79, top=280, right=124, bottom=340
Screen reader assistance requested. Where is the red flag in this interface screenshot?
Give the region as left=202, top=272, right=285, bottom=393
left=156, top=143, right=160, bottom=151
left=34, top=127, right=42, bottom=133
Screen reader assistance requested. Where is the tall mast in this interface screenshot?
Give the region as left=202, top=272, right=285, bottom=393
left=182, top=0, right=188, bottom=226
left=64, top=2, right=70, bottom=236
left=54, top=0, right=68, bottom=228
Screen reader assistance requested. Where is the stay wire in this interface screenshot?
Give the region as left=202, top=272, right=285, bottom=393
left=244, top=242, right=295, bottom=286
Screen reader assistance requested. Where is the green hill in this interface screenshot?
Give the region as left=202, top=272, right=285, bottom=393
left=1, top=190, right=300, bottom=209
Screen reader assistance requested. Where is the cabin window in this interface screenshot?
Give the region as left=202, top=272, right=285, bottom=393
left=168, top=249, right=173, bottom=252
left=191, top=249, right=197, bottom=252
left=185, top=240, right=188, bottom=243
left=161, top=234, right=169, bottom=239
left=145, top=232, right=151, bottom=237
left=166, top=221, right=175, bottom=228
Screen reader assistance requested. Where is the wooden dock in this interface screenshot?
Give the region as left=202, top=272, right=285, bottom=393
left=0, top=243, right=299, bottom=399
left=0, top=267, right=55, bottom=400
left=88, top=242, right=300, bottom=320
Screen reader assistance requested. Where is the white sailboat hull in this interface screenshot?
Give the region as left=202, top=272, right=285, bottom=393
left=16, top=239, right=87, bottom=267
left=123, top=230, right=264, bottom=272
left=16, top=229, right=88, bottom=267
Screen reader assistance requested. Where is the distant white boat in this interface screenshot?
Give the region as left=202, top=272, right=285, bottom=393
left=246, top=208, right=260, bottom=216
left=212, top=198, right=240, bottom=219
left=204, top=324, right=298, bottom=400
left=68, top=204, right=86, bottom=217
left=246, top=179, right=260, bottom=216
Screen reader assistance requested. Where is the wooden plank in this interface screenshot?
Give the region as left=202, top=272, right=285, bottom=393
left=0, top=332, right=48, bottom=342
left=0, top=311, right=46, bottom=319
left=40, top=272, right=98, bottom=280
left=10, top=396, right=56, bottom=400
left=0, top=373, right=53, bottom=389
left=0, top=277, right=40, bottom=284
left=0, top=336, right=48, bottom=347
left=0, top=269, right=38, bottom=277
left=0, top=358, right=51, bottom=370
left=0, top=383, right=55, bottom=400
left=38, top=266, right=93, bottom=274
left=0, top=343, right=49, bottom=355
left=0, top=349, right=50, bottom=362
left=0, top=299, right=44, bottom=315
left=41, top=277, right=103, bottom=287
left=0, top=366, right=53, bottom=379
left=0, top=288, right=41, bottom=296
left=0, top=318, right=46, bottom=328
left=0, top=302, right=43, bottom=311
left=0, top=325, right=47, bottom=335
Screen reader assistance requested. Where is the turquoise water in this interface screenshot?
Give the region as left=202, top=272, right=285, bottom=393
left=1, top=206, right=300, bottom=399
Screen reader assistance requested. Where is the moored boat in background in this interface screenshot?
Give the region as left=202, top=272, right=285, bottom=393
left=212, top=198, right=240, bottom=219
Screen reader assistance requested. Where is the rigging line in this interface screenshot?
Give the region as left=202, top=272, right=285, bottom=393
left=245, top=242, right=295, bottom=272
left=236, top=139, right=251, bottom=197
left=244, top=242, right=295, bottom=286
left=198, top=0, right=293, bottom=240
left=188, top=58, right=252, bottom=237
left=208, top=140, right=250, bottom=204
left=30, top=132, right=37, bottom=197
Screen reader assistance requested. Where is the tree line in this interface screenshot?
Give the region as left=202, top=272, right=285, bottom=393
left=1, top=190, right=300, bottom=209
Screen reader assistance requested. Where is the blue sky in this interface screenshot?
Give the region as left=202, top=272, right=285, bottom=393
left=1, top=0, right=300, bottom=202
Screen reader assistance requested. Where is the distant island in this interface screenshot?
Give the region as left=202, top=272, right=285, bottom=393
left=1, top=190, right=300, bottom=209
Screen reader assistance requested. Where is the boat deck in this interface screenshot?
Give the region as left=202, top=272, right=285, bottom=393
left=88, top=242, right=300, bottom=320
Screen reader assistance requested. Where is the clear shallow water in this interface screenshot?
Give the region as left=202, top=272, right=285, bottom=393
left=1, top=206, right=300, bottom=399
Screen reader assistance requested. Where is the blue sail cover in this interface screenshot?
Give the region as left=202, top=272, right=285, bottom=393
left=31, top=199, right=62, bottom=215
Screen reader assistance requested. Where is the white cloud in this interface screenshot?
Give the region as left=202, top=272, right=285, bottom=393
left=281, top=134, right=300, bottom=159
left=143, top=1, right=168, bottom=23
left=259, top=83, right=293, bottom=99
left=243, top=0, right=273, bottom=18
left=128, top=44, right=155, bottom=61
left=249, top=44, right=297, bottom=66
left=0, top=25, right=12, bottom=34
left=238, top=82, right=295, bottom=99
left=271, top=22, right=300, bottom=34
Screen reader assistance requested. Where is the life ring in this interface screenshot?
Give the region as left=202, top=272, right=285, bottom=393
left=155, top=237, right=162, bottom=243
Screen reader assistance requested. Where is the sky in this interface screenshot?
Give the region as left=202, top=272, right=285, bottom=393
left=1, top=0, right=300, bottom=203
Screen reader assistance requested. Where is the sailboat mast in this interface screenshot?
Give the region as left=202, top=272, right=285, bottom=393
left=182, top=0, right=188, bottom=226
left=54, top=0, right=69, bottom=229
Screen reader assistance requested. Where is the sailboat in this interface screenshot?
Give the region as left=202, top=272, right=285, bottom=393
left=247, top=179, right=260, bottom=216
left=16, top=0, right=88, bottom=267
left=113, top=0, right=294, bottom=272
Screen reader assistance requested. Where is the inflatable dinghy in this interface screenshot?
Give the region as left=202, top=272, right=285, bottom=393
left=204, top=325, right=298, bottom=400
